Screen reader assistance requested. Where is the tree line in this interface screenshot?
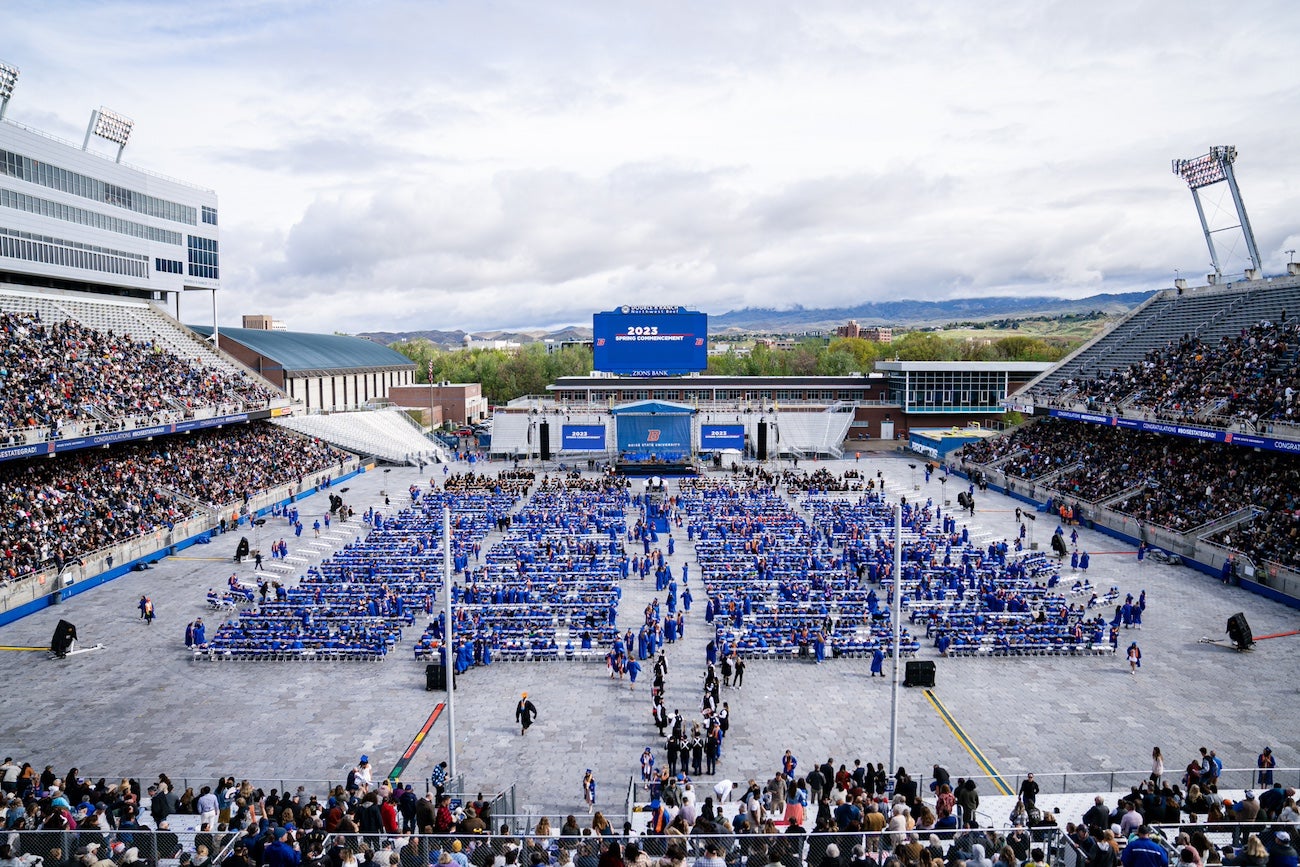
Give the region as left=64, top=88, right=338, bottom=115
left=389, top=333, right=1074, bottom=406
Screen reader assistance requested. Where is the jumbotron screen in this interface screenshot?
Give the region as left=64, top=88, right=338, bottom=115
left=592, top=306, right=707, bottom=376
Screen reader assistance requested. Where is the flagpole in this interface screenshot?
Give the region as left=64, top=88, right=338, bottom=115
left=445, top=504, right=457, bottom=780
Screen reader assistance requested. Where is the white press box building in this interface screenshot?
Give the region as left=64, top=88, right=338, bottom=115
left=0, top=66, right=221, bottom=309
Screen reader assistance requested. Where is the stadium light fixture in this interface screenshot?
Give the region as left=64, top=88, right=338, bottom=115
left=1171, top=145, right=1260, bottom=279
left=0, top=60, right=19, bottom=121
left=1171, top=147, right=1235, bottom=190
left=82, top=106, right=135, bottom=163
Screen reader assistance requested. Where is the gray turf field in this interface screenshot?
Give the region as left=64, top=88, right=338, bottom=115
left=1, top=452, right=1295, bottom=822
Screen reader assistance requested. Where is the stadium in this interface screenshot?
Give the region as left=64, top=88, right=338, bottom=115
left=1, top=59, right=1297, bottom=867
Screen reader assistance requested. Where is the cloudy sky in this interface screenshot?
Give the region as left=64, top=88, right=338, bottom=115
left=6, top=1, right=1300, bottom=333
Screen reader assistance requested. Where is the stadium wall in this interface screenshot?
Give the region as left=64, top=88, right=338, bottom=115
left=0, top=458, right=367, bottom=629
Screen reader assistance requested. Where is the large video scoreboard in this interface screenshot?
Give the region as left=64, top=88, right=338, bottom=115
left=592, top=306, right=707, bottom=376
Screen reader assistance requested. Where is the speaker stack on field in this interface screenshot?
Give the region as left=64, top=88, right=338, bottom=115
left=539, top=421, right=551, bottom=461
left=757, top=422, right=768, bottom=460
left=425, top=663, right=455, bottom=691
left=904, top=659, right=936, bottom=688
left=1226, top=612, right=1255, bottom=650
left=50, top=620, right=77, bottom=658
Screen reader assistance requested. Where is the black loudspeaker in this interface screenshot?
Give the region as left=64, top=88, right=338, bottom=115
left=539, top=422, right=551, bottom=461
left=51, top=620, right=77, bottom=657
left=904, top=659, right=935, bottom=688
left=426, top=663, right=447, bottom=691
left=1226, top=612, right=1254, bottom=650
left=757, top=422, right=768, bottom=460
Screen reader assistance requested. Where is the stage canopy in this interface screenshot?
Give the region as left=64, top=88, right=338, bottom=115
left=610, top=400, right=695, bottom=459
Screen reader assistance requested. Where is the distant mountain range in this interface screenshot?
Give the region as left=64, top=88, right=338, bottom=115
left=358, top=291, right=1154, bottom=346
left=708, top=291, right=1155, bottom=332
left=359, top=326, right=593, bottom=348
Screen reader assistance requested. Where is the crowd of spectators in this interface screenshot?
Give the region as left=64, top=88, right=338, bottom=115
left=0, top=310, right=276, bottom=440
left=1046, top=320, right=1300, bottom=427
left=2, top=750, right=1296, bottom=867
left=959, top=419, right=1300, bottom=561
left=0, top=424, right=347, bottom=580
left=1211, top=510, right=1300, bottom=572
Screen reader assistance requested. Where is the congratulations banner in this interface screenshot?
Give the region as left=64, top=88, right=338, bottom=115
left=1049, top=409, right=1300, bottom=455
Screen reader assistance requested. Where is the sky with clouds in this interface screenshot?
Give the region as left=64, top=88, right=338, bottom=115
left=5, top=1, right=1300, bottom=333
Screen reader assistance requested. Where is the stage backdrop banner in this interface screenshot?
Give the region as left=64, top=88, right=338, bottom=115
left=699, top=424, right=745, bottom=451
left=561, top=424, right=607, bottom=451
left=617, top=415, right=692, bottom=454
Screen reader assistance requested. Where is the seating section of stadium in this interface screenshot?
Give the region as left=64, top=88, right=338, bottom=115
left=272, top=408, right=444, bottom=466
left=0, top=423, right=347, bottom=580
left=0, top=290, right=283, bottom=444
left=773, top=409, right=854, bottom=458
left=1026, top=284, right=1300, bottom=419
left=961, top=418, right=1300, bottom=567
left=1048, top=320, right=1299, bottom=425
left=486, top=411, right=531, bottom=456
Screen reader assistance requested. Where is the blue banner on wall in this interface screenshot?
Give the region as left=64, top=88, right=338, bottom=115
left=1048, top=409, right=1300, bottom=455
left=699, top=424, right=744, bottom=451
left=561, top=424, right=607, bottom=451
left=617, top=415, right=692, bottom=454
left=0, top=411, right=260, bottom=465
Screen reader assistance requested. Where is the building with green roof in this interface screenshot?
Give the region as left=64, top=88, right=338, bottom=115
left=189, top=324, right=415, bottom=412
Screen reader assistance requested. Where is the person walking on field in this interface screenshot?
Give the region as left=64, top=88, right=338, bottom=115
left=516, top=692, right=538, bottom=735
left=1127, top=642, right=1142, bottom=675
left=583, top=770, right=596, bottom=814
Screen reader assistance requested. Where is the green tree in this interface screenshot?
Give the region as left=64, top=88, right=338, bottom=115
left=994, top=335, right=1067, bottom=362
left=892, top=331, right=951, bottom=360
left=828, top=337, right=881, bottom=371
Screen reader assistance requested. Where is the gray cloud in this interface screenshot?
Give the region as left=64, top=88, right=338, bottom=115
left=6, top=0, right=1300, bottom=334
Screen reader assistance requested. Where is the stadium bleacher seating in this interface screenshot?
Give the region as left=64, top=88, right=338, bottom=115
left=0, top=287, right=288, bottom=446
left=1025, top=282, right=1300, bottom=421
left=272, top=408, right=445, bottom=466
left=485, top=411, right=533, bottom=457
left=772, top=409, right=854, bottom=459
left=0, top=423, right=348, bottom=580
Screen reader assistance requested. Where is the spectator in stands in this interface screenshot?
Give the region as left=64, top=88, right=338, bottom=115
left=1121, top=826, right=1170, bottom=867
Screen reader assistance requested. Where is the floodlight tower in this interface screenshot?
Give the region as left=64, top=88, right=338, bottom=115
left=0, top=60, right=19, bottom=121
left=83, top=106, right=134, bottom=163
left=1171, top=146, right=1262, bottom=280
